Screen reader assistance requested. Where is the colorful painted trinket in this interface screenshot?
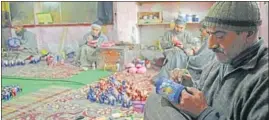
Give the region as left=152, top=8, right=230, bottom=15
left=155, top=76, right=185, bottom=104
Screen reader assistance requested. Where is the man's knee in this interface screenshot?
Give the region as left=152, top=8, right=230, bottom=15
left=144, top=93, right=192, bottom=120
left=81, top=45, right=88, bottom=52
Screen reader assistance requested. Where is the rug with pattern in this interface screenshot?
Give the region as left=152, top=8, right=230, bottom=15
left=2, top=70, right=158, bottom=120
left=2, top=61, right=81, bottom=79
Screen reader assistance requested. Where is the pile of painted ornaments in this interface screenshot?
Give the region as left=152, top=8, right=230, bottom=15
left=2, top=59, right=26, bottom=67
left=45, top=54, right=65, bottom=66
left=125, top=58, right=151, bottom=74
left=87, top=76, right=148, bottom=109
left=2, top=56, right=41, bottom=68
left=15, top=64, right=81, bottom=79
left=1, top=85, right=22, bottom=101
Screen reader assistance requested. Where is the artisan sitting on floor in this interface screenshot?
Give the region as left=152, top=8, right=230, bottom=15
left=161, top=15, right=200, bottom=56
left=144, top=2, right=268, bottom=120
left=75, top=20, right=108, bottom=70
left=152, top=22, right=215, bottom=86
left=154, top=16, right=200, bottom=67
left=11, top=20, right=38, bottom=60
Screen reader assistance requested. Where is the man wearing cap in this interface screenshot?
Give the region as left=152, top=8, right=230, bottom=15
left=144, top=2, right=268, bottom=120
left=12, top=20, right=38, bottom=59
left=75, top=20, right=108, bottom=70
left=154, top=16, right=200, bottom=77
left=161, top=16, right=200, bottom=56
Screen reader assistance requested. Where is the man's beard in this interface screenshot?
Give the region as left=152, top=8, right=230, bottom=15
left=212, top=47, right=225, bottom=54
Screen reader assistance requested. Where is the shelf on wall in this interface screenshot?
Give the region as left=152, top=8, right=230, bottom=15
left=137, top=22, right=170, bottom=26
left=136, top=2, right=180, bottom=6
left=137, top=22, right=200, bottom=26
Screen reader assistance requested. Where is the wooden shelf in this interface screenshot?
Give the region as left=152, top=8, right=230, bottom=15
left=137, top=22, right=200, bottom=26
left=136, top=2, right=179, bottom=6
left=136, top=2, right=160, bottom=6
left=137, top=22, right=170, bottom=26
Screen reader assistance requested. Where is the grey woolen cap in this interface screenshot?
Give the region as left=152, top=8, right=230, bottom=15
left=203, top=2, right=262, bottom=31
left=175, top=16, right=186, bottom=25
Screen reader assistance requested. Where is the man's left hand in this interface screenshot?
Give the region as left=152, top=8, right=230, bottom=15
left=178, top=87, right=208, bottom=116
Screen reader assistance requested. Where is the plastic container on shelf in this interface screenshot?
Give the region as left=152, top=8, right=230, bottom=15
left=192, top=15, right=197, bottom=22
left=185, top=14, right=193, bottom=23
left=195, top=15, right=200, bottom=22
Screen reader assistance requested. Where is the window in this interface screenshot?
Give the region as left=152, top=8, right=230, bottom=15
left=9, top=2, right=35, bottom=24
left=61, top=2, right=98, bottom=24
left=39, top=2, right=61, bottom=23
left=8, top=2, right=112, bottom=25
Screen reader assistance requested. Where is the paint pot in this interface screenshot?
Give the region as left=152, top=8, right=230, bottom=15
left=3, top=60, right=8, bottom=67
left=143, top=16, right=148, bottom=20
left=92, top=62, right=96, bottom=70
left=186, top=14, right=192, bottom=23
left=116, top=62, right=120, bottom=72
left=149, top=15, right=153, bottom=19
left=56, top=55, right=60, bottom=62
left=192, top=15, right=197, bottom=22
left=132, top=101, right=146, bottom=113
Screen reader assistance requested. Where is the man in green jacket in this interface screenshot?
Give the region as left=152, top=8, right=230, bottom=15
left=12, top=20, right=38, bottom=59
left=144, top=2, right=268, bottom=120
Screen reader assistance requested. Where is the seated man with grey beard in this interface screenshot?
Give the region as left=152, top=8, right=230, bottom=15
left=144, top=2, right=268, bottom=120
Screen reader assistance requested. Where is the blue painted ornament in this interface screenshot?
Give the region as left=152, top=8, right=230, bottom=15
left=7, top=37, right=21, bottom=49
left=3, top=60, right=8, bottom=67
left=107, top=94, right=116, bottom=106
left=87, top=87, right=97, bottom=102
left=21, top=60, right=25, bottom=65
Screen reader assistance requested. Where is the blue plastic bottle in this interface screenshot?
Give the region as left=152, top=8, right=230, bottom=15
left=155, top=76, right=185, bottom=104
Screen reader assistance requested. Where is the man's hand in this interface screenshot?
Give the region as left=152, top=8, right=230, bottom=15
left=178, top=87, right=208, bottom=116
left=182, top=74, right=192, bottom=81
left=170, top=68, right=192, bottom=83
left=186, top=49, right=194, bottom=56
left=173, top=40, right=184, bottom=48
left=88, top=43, right=97, bottom=47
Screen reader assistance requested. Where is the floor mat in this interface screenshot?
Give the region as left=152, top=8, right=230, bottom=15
left=2, top=85, right=144, bottom=120
left=2, top=61, right=81, bottom=79
left=2, top=86, right=72, bottom=119
left=2, top=70, right=111, bottom=96
left=2, top=70, right=158, bottom=120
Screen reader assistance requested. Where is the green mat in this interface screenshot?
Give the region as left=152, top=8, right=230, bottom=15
left=2, top=70, right=111, bottom=97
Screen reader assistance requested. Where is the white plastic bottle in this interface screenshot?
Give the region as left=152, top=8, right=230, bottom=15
left=92, top=62, right=96, bottom=70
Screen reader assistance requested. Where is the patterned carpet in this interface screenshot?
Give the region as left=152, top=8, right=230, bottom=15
left=2, top=85, right=143, bottom=120
left=2, top=61, right=81, bottom=79
left=2, top=86, right=73, bottom=119
left=2, top=70, right=158, bottom=120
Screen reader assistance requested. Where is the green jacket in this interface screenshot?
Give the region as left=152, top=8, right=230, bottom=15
left=161, top=30, right=199, bottom=52
left=19, top=30, right=37, bottom=50
left=82, top=31, right=108, bottom=47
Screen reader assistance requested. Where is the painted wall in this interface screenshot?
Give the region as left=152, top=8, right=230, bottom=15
left=137, top=2, right=215, bottom=45
left=114, top=2, right=139, bottom=43
left=8, top=2, right=268, bottom=52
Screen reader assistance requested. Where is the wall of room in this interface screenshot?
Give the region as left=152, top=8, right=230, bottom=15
left=8, top=2, right=268, bottom=52
left=10, top=2, right=117, bottom=52
left=137, top=2, right=215, bottom=45
left=114, top=2, right=139, bottom=43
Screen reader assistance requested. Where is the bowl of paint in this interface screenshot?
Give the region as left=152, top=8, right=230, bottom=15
left=132, top=101, right=146, bottom=113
